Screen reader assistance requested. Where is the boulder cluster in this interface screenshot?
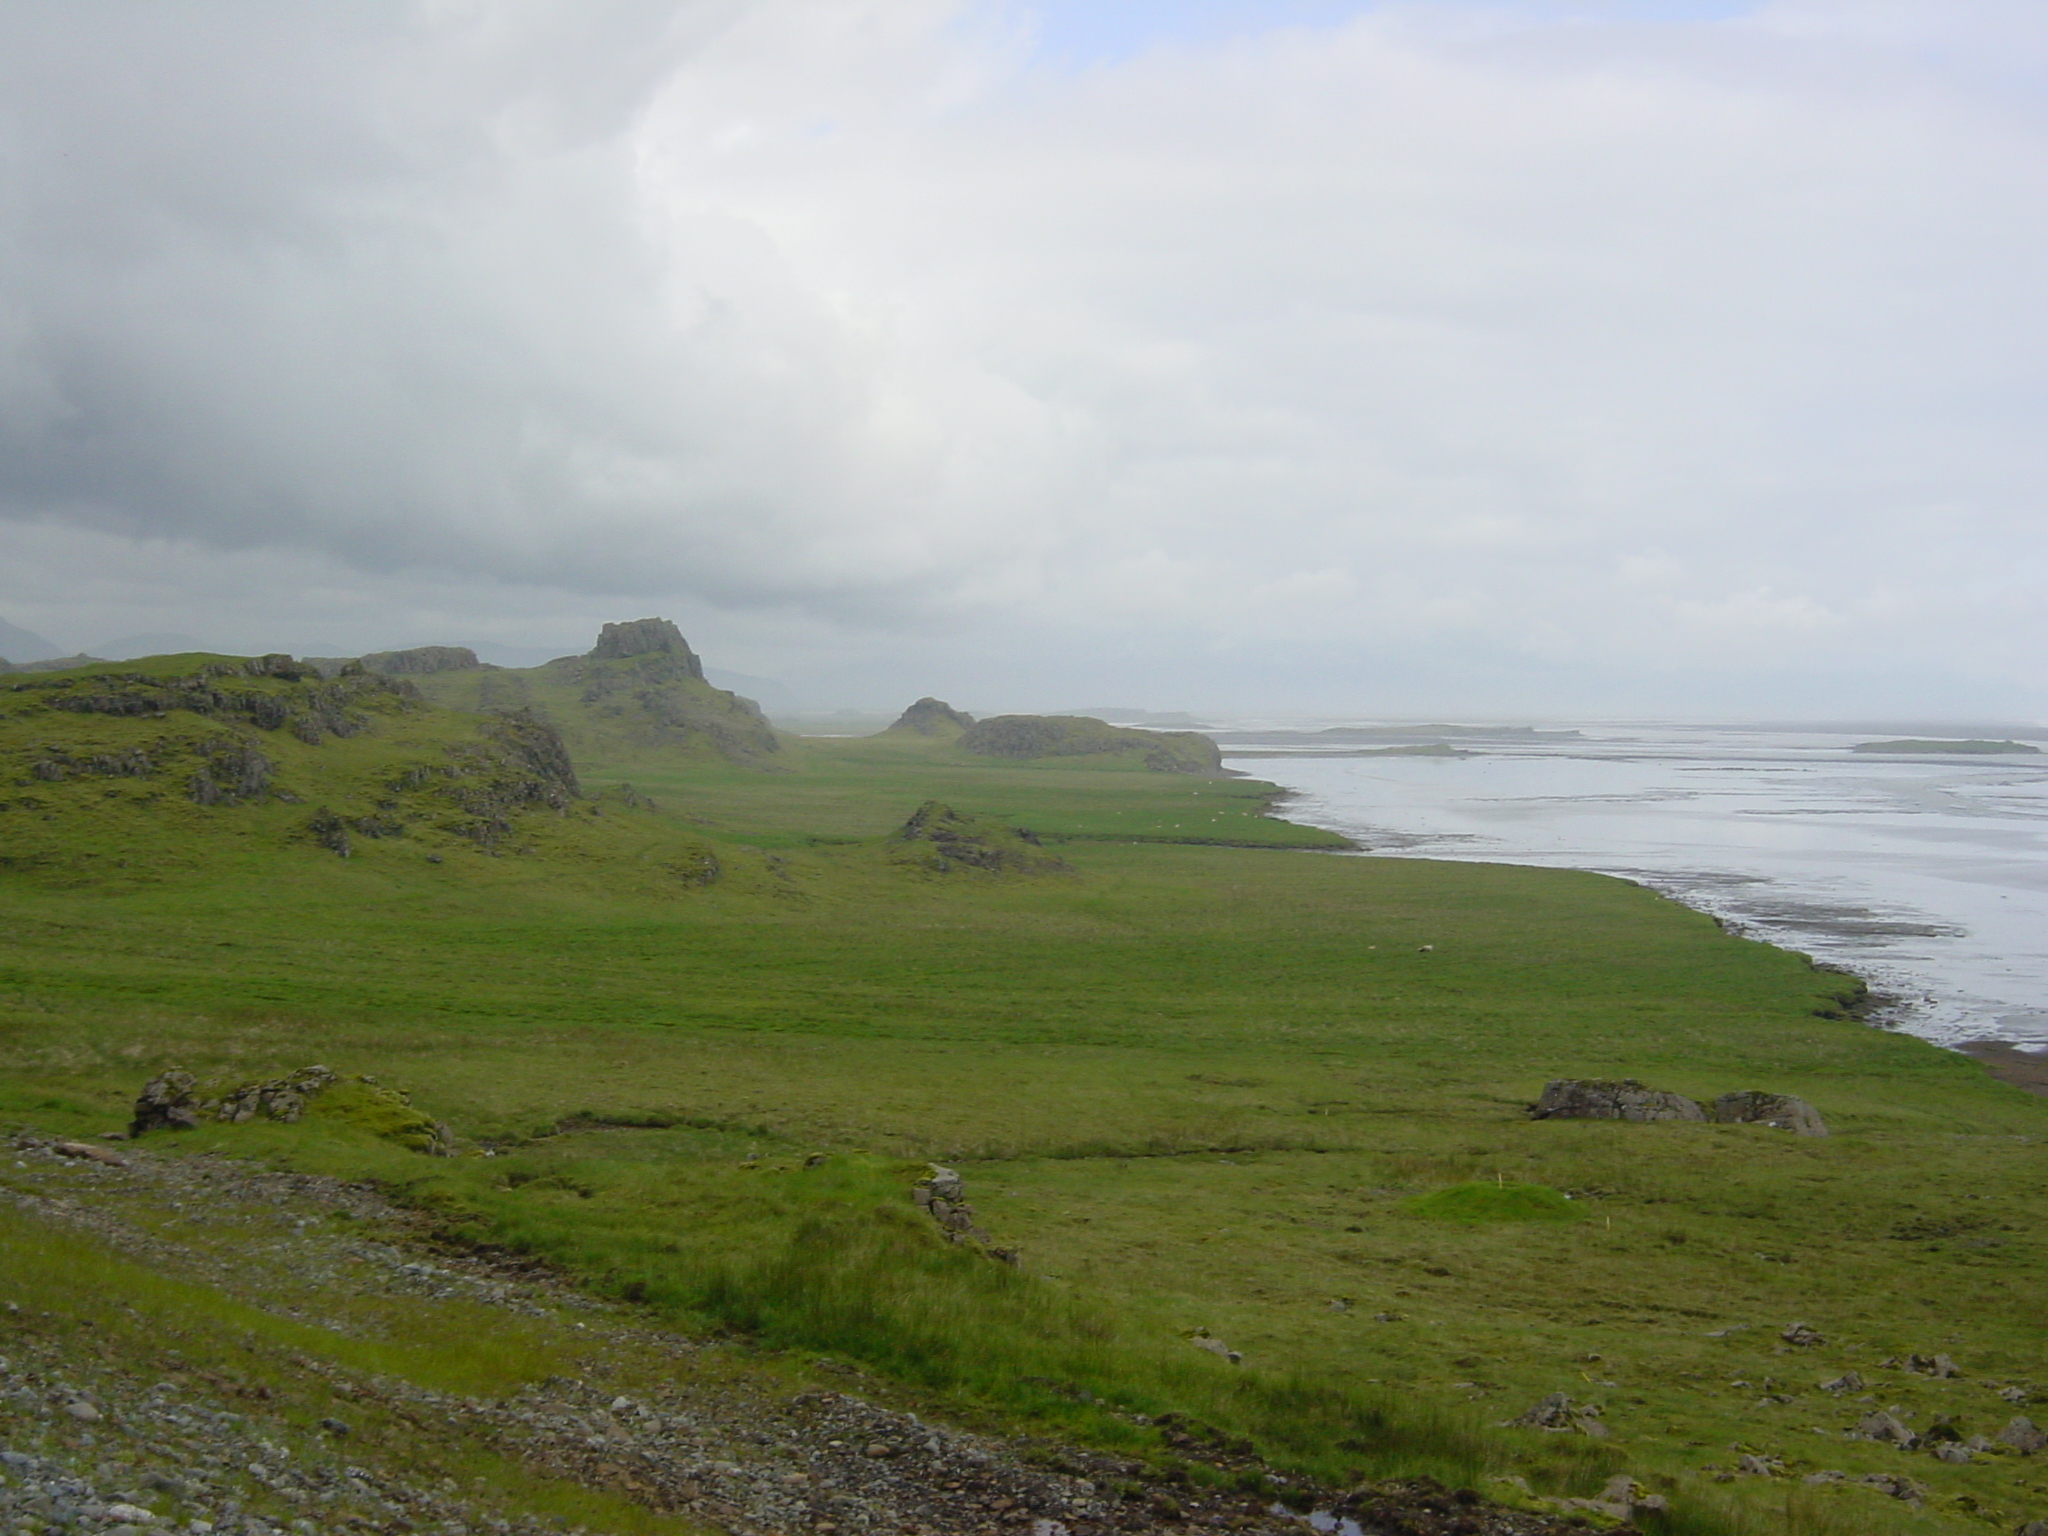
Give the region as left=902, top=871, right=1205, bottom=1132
left=1529, top=1078, right=1827, bottom=1134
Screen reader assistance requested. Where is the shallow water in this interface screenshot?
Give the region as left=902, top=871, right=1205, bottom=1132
left=1221, top=724, right=2048, bottom=1048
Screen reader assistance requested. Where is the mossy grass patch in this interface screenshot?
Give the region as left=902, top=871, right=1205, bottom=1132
left=1401, top=1181, right=1584, bottom=1223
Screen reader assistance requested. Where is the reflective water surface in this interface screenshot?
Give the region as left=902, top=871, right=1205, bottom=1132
left=1220, top=724, right=2048, bottom=1048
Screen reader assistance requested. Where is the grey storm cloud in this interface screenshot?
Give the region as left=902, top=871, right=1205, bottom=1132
left=1, top=0, right=2045, bottom=712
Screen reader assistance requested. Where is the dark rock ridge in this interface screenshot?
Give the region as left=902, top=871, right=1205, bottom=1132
left=890, top=800, right=1070, bottom=876
left=885, top=696, right=975, bottom=735
left=1530, top=1079, right=1827, bottom=1134
left=9, top=654, right=413, bottom=746
left=960, top=714, right=1221, bottom=773
left=359, top=645, right=486, bottom=676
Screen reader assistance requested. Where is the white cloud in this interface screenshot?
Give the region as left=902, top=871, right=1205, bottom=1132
left=0, top=0, right=2042, bottom=712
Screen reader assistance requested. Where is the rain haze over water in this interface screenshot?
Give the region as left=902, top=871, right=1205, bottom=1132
left=1216, top=723, right=2048, bottom=1050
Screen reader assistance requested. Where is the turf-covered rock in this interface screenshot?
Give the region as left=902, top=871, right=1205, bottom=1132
left=889, top=801, right=1069, bottom=876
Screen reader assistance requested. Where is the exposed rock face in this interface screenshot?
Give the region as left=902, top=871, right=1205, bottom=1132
left=1528, top=1079, right=1706, bottom=1123
left=483, top=708, right=581, bottom=798
left=1710, top=1090, right=1828, bottom=1135
left=885, top=697, right=976, bottom=736
left=359, top=645, right=484, bottom=676
left=960, top=714, right=1220, bottom=773
left=890, top=800, right=1070, bottom=876
left=589, top=618, right=703, bottom=678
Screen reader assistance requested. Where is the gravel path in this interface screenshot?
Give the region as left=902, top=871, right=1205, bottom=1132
left=1, top=1133, right=1607, bottom=1536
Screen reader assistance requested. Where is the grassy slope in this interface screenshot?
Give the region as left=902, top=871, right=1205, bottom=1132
left=3, top=663, right=2046, bottom=1534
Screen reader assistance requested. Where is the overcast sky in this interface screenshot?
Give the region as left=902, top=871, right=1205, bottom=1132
left=1, top=0, right=2043, bottom=716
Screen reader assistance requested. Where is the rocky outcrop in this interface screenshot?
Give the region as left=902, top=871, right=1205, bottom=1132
left=885, top=697, right=975, bottom=736
left=129, top=1066, right=452, bottom=1154
left=911, top=1164, right=1017, bottom=1264
left=1709, top=1090, right=1827, bottom=1135
left=359, top=645, right=485, bottom=676
left=589, top=618, right=704, bottom=678
left=1529, top=1079, right=1706, bottom=1123
left=960, top=714, right=1221, bottom=773
left=1503, top=1393, right=1608, bottom=1437
left=890, top=801, right=1069, bottom=876
left=15, top=656, right=419, bottom=745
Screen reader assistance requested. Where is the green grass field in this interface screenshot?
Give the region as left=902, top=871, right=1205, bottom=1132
left=4, top=657, right=2046, bottom=1535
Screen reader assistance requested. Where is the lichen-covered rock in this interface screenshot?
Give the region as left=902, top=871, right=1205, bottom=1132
left=1710, top=1090, right=1828, bottom=1135
left=1528, top=1079, right=1706, bottom=1123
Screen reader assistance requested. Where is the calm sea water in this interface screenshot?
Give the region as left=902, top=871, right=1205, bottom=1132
left=1218, top=724, right=2048, bottom=1048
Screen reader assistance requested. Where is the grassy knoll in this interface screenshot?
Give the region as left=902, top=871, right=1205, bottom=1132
left=3, top=658, right=2047, bottom=1534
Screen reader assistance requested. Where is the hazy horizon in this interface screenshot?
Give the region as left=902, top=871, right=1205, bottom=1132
left=2, top=1, right=2043, bottom=718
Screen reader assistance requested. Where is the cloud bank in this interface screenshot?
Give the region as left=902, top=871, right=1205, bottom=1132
left=0, top=0, right=2043, bottom=714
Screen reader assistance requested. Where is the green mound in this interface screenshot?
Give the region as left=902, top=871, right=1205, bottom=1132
left=960, top=714, right=1220, bottom=773
left=1850, top=738, right=2040, bottom=755
left=887, top=799, right=1070, bottom=876
left=1401, top=1182, right=1585, bottom=1223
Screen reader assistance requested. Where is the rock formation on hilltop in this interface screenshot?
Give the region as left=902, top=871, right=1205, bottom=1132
left=885, top=697, right=975, bottom=736
left=960, top=714, right=1221, bottom=774
left=396, top=619, right=779, bottom=767
left=590, top=618, right=704, bottom=679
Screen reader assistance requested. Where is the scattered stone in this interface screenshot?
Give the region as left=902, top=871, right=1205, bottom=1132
left=1819, top=1371, right=1864, bottom=1394
left=1189, top=1335, right=1243, bottom=1365
left=1801, top=1470, right=1845, bottom=1486
left=1856, top=1411, right=1919, bottom=1450
left=1709, top=1090, right=1828, bottom=1135
left=1780, top=1321, right=1825, bottom=1348
left=1857, top=1471, right=1925, bottom=1502
left=51, top=1140, right=126, bottom=1167
left=102, top=1504, right=157, bottom=1524
left=1503, top=1393, right=1607, bottom=1437
left=1736, top=1453, right=1781, bottom=1476
left=1906, top=1352, right=1962, bottom=1379
left=128, top=1066, right=452, bottom=1154
left=1933, top=1443, right=1973, bottom=1464
left=1999, top=1417, right=2048, bottom=1454
left=1528, top=1079, right=1705, bottom=1123
left=1999, top=1385, right=2033, bottom=1404
left=62, top=1401, right=101, bottom=1422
